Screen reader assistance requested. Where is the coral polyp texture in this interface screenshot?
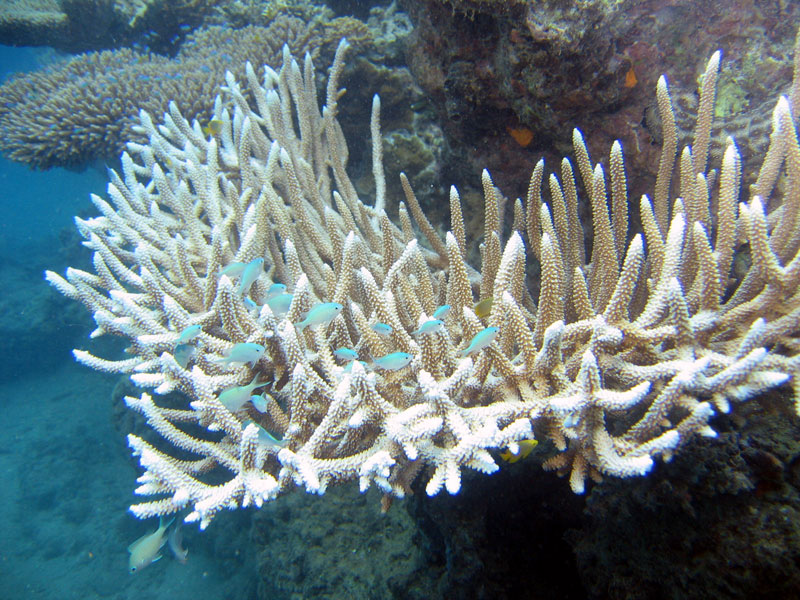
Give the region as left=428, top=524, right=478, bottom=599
left=47, top=39, right=800, bottom=528
left=0, top=17, right=369, bottom=169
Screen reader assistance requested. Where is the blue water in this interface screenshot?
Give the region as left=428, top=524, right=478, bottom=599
left=0, top=45, right=255, bottom=600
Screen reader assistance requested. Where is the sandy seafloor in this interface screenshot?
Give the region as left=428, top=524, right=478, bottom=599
left=0, top=44, right=258, bottom=599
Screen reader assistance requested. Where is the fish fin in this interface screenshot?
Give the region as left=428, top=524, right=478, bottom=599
left=151, top=553, right=163, bottom=563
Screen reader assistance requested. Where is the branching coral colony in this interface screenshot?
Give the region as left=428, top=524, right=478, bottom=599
left=47, top=38, right=800, bottom=528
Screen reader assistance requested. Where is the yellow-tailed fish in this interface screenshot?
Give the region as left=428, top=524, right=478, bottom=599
left=238, top=257, right=264, bottom=295
left=214, top=342, right=265, bottom=365
left=173, top=343, right=196, bottom=369
left=473, top=297, right=494, bottom=319
left=371, top=322, right=393, bottom=336
left=202, top=118, right=223, bottom=136
left=266, top=293, right=293, bottom=316
left=128, top=516, right=174, bottom=574
left=499, top=439, right=538, bottom=463
left=373, top=352, right=413, bottom=371
left=167, top=519, right=188, bottom=564
left=176, top=324, right=202, bottom=343
left=412, top=319, right=444, bottom=337
left=459, top=326, right=499, bottom=357
left=218, top=375, right=268, bottom=411
left=295, top=302, right=343, bottom=332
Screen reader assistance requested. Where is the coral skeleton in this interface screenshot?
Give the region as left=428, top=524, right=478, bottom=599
left=47, top=39, right=800, bottom=528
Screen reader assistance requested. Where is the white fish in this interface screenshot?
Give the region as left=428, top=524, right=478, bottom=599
left=128, top=516, right=174, bottom=574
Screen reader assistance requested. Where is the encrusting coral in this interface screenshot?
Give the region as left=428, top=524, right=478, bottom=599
left=47, top=35, right=800, bottom=528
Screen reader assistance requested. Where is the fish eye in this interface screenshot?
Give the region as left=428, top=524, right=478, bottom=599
left=130, top=566, right=136, bottom=573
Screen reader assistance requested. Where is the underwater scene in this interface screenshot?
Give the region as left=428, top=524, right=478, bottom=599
left=2, top=1, right=800, bottom=598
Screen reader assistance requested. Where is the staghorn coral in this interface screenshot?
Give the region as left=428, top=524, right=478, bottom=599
left=46, top=37, right=800, bottom=529
left=0, top=17, right=370, bottom=170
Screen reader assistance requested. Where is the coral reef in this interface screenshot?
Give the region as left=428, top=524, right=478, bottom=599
left=253, top=486, right=433, bottom=599
left=0, top=0, right=366, bottom=53
left=0, top=17, right=370, bottom=169
left=402, top=0, right=800, bottom=198
left=571, top=399, right=800, bottom=599
left=46, top=36, right=800, bottom=530
left=0, top=1, right=67, bottom=48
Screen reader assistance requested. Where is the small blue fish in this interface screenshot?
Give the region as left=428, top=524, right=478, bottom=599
left=243, top=297, right=259, bottom=311
left=239, top=257, right=264, bottom=295
left=176, top=324, right=202, bottom=343
left=459, top=327, right=499, bottom=357
left=373, top=352, right=413, bottom=371
left=218, top=376, right=268, bottom=411
left=250, top=392, right=271, bottom=413
left=412, top=319, right=444, bottom=337
left=174, top=343, right=196, bottom=369
left=432, top=305, right=451, bottom=320
left=214, top=342, right=265, bottom=365
left=333, top=347, right=358, bottom=362
left=371, top=322, right=393, bottom=336
left=296, top=302, right=343, bottom=332
left=343, top=360, right=368, bottom=373
left=266, top=293, right=293, bottom=316
left=243, top=420, right=288, bottom=449
left=219, top=262, right=246, bottom=278
left=266, top=283, right=287, bottom=299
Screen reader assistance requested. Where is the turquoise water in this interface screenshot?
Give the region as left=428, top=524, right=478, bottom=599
left=4, top=6, right=800, bottom=598
left=0, top=45, right=256, bottom=600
